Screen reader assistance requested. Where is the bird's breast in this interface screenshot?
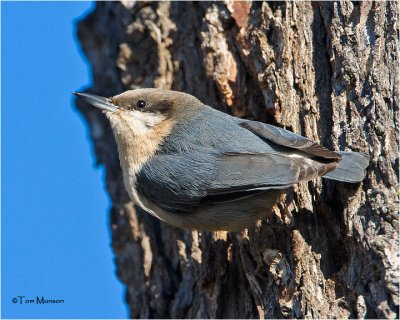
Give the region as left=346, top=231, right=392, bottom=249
left=110, top=114, right=175, bottom=212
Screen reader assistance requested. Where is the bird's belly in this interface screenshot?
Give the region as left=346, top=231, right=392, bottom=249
left=136, top=190, right=283, bottom=231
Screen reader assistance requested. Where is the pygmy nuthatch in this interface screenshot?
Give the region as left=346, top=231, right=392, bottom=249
left=74, top=89, right=369, bottom=231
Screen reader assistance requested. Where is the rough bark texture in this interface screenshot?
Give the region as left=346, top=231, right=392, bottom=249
left=75, top=1, right=399, bottom=319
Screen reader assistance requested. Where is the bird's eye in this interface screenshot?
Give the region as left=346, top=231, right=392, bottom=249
left=137, top=100, right=147, bottom=109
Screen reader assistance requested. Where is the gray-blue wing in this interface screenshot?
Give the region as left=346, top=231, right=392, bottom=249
left=136, top=150, right=308, bottom=213
left=239, top=120, right=342, bottom=160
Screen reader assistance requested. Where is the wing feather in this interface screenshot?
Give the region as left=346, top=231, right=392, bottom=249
left=240, top=121, right=342, bottom=160
left=136, top=150, right=328, bottom=213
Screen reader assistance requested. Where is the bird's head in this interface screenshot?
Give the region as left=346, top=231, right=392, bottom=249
left=73, top=88, right=203, bottom=137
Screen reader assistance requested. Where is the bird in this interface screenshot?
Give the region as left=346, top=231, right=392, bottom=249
left=73, top=89, right=369, bottom=231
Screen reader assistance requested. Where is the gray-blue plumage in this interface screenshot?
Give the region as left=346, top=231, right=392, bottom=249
left=136, top=106, right=367, bottom=213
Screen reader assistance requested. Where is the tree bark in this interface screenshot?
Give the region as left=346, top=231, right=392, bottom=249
left=75, top=1, right=399, bottom=318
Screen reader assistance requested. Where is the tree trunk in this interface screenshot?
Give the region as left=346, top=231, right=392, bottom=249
left=75, top=1, right=398, bottom=318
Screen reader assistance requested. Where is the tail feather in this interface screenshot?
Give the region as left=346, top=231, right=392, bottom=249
left=323, top=151, right=369, bottom=183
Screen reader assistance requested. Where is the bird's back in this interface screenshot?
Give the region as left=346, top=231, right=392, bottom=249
left=162, top=105, right=276, bottom=154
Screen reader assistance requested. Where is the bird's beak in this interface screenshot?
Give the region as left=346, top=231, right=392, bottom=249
left=73, top=91, right=117, bottom=112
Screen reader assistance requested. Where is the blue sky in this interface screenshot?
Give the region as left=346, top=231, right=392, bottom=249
left=2, top=2, right=127, bottom=318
